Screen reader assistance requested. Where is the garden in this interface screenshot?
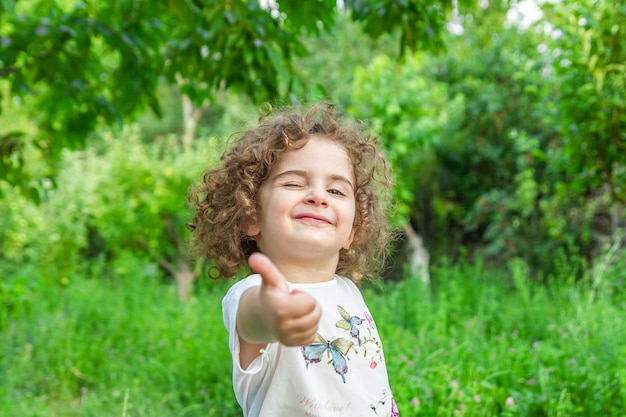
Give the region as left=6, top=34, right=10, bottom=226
left=1, top=0, right=625, bottom=415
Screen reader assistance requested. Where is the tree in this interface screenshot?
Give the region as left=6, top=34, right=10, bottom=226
left=0, top=0, right=473, bottom=185
left=542, top=0, right=626, bottom=204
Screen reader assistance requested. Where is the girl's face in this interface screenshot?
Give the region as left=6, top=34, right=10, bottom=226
left=246, top=135, right=356, bottom=266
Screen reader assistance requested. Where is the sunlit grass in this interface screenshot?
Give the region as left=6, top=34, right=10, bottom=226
left=1, top=257, right=624, bottom=416
left=370, top=258, right=626, bottom=416
left=0, top=262, right=239, bottom=417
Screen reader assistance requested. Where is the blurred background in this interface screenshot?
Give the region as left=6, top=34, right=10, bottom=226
left=1, top=1, right=625, bottom=416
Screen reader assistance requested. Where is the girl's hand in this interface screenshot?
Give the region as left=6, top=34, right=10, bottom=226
left=248, top=252, right=321, bottom=346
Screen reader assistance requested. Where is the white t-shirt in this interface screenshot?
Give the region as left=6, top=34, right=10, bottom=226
left=222, top=274, right=400, bottom=417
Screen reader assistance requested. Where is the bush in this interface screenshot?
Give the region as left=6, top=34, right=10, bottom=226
left=0, top=125, right=224, bottom=291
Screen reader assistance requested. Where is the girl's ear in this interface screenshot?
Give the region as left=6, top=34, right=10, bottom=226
left=244, top=216, right=260, bottom=237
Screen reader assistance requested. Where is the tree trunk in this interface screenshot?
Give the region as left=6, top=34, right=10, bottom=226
left=155, top=215, right=206, bottom=301
left=159, top=256, right=204, bottom=302
left=403, top=222, right=430, bottom=283
left=180, top=93, right=209, bottom=148
left=174, top=262, right=196, bottom=302
left=176, top=72, right=210, bottom=148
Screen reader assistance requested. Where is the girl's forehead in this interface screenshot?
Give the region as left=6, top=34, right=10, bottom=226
left=276, top=137, right=351, bottom=165
left=263, top=137, right=355, bottom=184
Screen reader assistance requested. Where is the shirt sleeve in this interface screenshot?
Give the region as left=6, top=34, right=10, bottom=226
left=222, top=275, right=276, bottom=416
left=222, top=274, right=265, bottom=372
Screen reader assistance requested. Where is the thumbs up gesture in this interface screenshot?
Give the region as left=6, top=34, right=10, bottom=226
left=238, top=253, right=321, bottom=347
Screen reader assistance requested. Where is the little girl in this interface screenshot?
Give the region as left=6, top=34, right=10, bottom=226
left=188, top=102, right=400, bottom=417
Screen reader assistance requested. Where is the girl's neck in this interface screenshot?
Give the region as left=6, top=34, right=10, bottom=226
left=267, top=257, right=338, bottom=284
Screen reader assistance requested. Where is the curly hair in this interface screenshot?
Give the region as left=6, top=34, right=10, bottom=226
left=188, top=101, right=393, bottom=281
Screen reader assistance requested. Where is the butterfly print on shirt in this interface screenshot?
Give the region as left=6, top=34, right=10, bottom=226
left=335, top=305, right=365, bottom=341
left=301, top=332, right=354, bottom=383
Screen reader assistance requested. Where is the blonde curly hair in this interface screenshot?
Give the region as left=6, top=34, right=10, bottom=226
left=188, top=101, right=393, bottom=281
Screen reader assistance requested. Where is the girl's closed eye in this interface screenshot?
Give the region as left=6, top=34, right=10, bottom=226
left=283, top=181, right=304, bottom=188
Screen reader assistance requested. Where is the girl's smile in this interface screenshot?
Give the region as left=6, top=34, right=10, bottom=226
left=294, top=212, right=332, bottom=224
left=246, top=135, right=356, bottom=274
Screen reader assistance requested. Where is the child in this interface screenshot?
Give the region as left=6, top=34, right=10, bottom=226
left=188, top=102, right=400, bottom=417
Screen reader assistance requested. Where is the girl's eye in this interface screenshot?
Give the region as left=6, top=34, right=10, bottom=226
left=284, top=182, right=303, bottom=188
left=328, top=188, right=346, bottom=196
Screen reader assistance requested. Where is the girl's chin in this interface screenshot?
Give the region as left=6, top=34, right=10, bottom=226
left=272, top=242, right=343, bottom=258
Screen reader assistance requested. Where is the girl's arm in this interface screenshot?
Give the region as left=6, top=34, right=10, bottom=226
left=236, top=253, right=321, bottom=369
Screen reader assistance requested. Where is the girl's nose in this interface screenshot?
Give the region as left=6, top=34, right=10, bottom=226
left=305, top=186, right=328, bottom=207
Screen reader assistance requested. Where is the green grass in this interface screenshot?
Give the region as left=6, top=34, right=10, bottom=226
left=0, top=268, right=240, bottom=417
left=369, top=258, right=626, bottom=416
left=1, top=258, right=625, bottom=416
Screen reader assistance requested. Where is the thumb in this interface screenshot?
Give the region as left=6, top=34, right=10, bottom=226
left=248, top=252, right=290, bottom=293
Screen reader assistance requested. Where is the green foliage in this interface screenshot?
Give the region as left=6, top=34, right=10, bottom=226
left=1, top=0, right=623, bottom=300
left=81, top=129, right=199, bottom=260
left=2, top=258, right=624, bottom=416
left=345, top=0, right=471, bottom=55
left=0, top=125, right=224, bottom=290
left=425, top=5, right=563, bottom=264
left=348, top=52, right=463, bottom=227
left=367, top=258, right=625, bottom=416
left=543, top=0, right=626, bottom=203
left=345, top=2, right=622, bottom=275
left=0, top=178, right=87, bottom=283
left=0, top=0, right=464, bottom=185
left=1, top=0, right=163, bottom=147
left=293, top=12, right=398, bottom=108
left=0, top=262, right=239, bottom=416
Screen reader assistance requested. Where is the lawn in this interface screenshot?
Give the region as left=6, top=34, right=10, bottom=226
left=1, top=257, right=624, bottom=416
